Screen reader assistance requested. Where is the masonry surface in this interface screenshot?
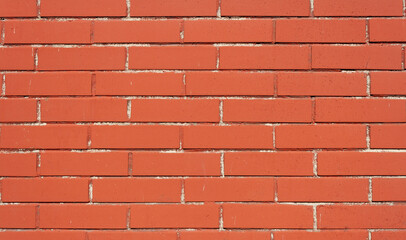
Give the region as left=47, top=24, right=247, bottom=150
left=0, top=0, right=406, bottom=239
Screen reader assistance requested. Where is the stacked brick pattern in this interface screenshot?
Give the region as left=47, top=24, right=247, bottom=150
left=1, top=0, right=406, bottom=239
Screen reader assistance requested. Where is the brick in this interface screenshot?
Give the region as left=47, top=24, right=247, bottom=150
left=184, top=20, right=274, bottom=43
left=276, top=19, right=366, bottom=43
left=130, top=0, right=217, bottom=16
left=0, top=47, right=34, bottom=70
left=1, top=178, right=89, bottom=202
left=40, top=151, right=128, bottom=176
left=221, top=0, right=310, bottom=16
left=225, top=152, right=313, bottom=176
left=312, top=45, right=402, bottom=70
left=372, top=231, right=406, bottom=240
left=90, top=125, right=180, bottom=149
left=95, top=72, right=184, bottom=96
left=132, top=152, right=221, bottom=176
left=185, top=178, right=274, bottom=202
left=0, top=153, right=37, bottom=176
left=92, top=178, right=181, bottom=202
left=41, top=97, right=128, bottom=122
left=0, top=0, right=37, bottom=17
left=37, top=47, right=126, bottom=71
left=41, top=0, right=126, bottom=17
left=129, top=46, right=217, bottom=70
left=180, top=231, right=270, bottom=240
left=94, top=20, right=181, bottom=43
left=314, top=0, right=403, bottom=16
left=88, top=231, right=177, bottom=240
left=0, top=231, right=87, bottom=240
left=183, top=125, right=274, bottom=149
left=317, top=205, right=406, bottom=229
left=370, top=124, right=406, bottom=148
left=219, top=46, right=311, bottom=69
left=315, top=98, right=406, bottom=122
left=4, top=20, right=91, bottom=44
left=273, top=231, right=369, bottom=240
left=276, top=124, right=367, bottom=149
left=0, top=125, right=88, bottom=149
left=277, top=72, right=367, bottom=96
left=130, top=204, right=219, bottom=228
left=0, top=205, right=36, bottom=228
left=0, top=99, right=37, bottom=122
left=373, top=178, right=406, bottom=201
left=277, top=177, right=369, bottom=202
left=5, top=72, right=92, bottom=96
left=370, top=19, right=406, bottom=42
left=186, top=71, right=274, bottom=96
left=39, top=205, right=128, bottom=229
left=223, top=204, right=313, bottom=228
left=318, top=152, right=406, bottom=176
left=223, top=99, right=312, bottom=123
left=370, top=72, right=406, bottom=96
left=131, top=99, right=219, bottom=122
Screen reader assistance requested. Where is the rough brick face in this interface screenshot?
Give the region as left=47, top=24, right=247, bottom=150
left=1, top=0, right=405, bottom=238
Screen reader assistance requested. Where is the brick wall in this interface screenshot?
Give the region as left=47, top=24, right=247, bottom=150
left=0, top=0, right=406, bottom=239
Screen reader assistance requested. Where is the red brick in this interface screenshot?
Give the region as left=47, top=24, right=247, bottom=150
left=315, top=98, right=406, bottom=122
left=186, top=71, right=274, bottom=96
left=183, top=125, right=274, bottom=149
left=220, top=46, right=311, bottom=69
left=185, top=178, right=274, bottom=202
left=39, top=205, right=128, bottom=229
left=90, top=125, right=180, bottom=149
left=225, top=152, right=314, bottom=176
left=273, top=231, right=369, bottom=240
left=180, top=231, right=270, bottom=240
left=88, top=231, right=177, bottom=240
left=131, top=99, right=219, bottom=122
left=276, top=125, right=367, bottom=149
left=0, top=125, right=88, bottom=149
left=0, top=153, right=37, bottom=176
left=221, top=0, right=310, bottom=16
left=278, top=177, right=369, bottom=202
left=370, top=19, right=406, bottom=42
left=370, top=72, right=406, bottom=96
left=0, top=99, right=37, bottom=122
left=0, top=47, right=34, bottom=70
left=318, top=152, right=406, bottom=176
left=92, top=178, right=181, bottom=202
left=314, top=0, right=403, bottom=16
left=41, top=97, right=128, bottom=122
left=223, top=204, right=313, bottom=228
left=223, top=99, right=312, bottom=123
left=312, top=45, right=403, bottom=70
left=184, top=20, right=274, bottom=43
left=129, top=46, right=217, bottom=70
left=0, top=205, right=36, bottom=228
left=0, top=231, right=87, bottom=240
left=5, top=72, right=92, bottom=96
left=277, top=72, right=367, bottom=96
left=132, top=152, right=221, bottom=176
left=130, top=204, right=219, bottom=228
left=130, top=0, right=217, bottom=16
left=370, top=124, right=406, bottom=149
left=372, top=231, right=406, bottom=240
left=95, top=72, right=184, bottom=96
left=94, top=20, right=181, bottom=43
left=40, top=151, right=128, bottom=176
left=1, top=178, right=89, bottom=202
left=37, top=47, right=126, bottom=71
left=317, top=205, right=406, bottom=229
left=276, top=19, right=366, bottom=43
left=0, top=0, right=37, bottom=17
left=41, top=0, right=126, bottom=17
left=373, top=178, right=406, bottom=202
left=4, top=20, right=91, bottom=44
